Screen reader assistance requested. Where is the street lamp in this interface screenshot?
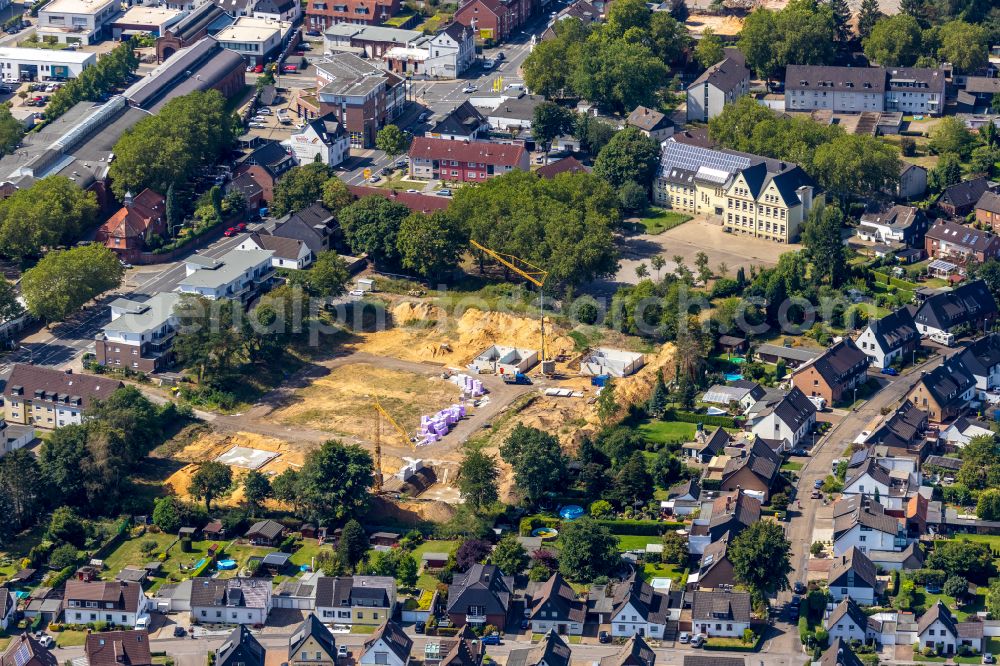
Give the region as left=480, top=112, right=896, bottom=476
left=19, top=345, right=32, bottom=364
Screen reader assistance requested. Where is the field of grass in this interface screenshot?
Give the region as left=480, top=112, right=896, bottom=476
left=616, top=535, right=662, bottom=551
left=638, top=419, right=696, bottom=443
left=635, top=208, right=692, bottom=235
left=781, top=461, right=803, bottom=472
left=289, top=538, right=331, bottom=569
left=54, top=630, right=88, bottom=647
left=100, top=532, right=178, bottom=580
left=641, top=562, right=686, bottom=584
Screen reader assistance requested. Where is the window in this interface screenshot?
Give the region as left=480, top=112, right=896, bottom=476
left=375, top=653, right=389, bottom=665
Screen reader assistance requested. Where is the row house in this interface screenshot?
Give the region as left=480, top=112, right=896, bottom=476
left=791, top=338, right=869, bottom=406
left=746, top=386, right=817, bottom=451
left=855, top=307, right=920, bottom=370
left=912, top=280, right=998, bottom=345
left=976, top=191, right=1000, bottom=231
left=453, top=0, right=530, bottom=44
left=785, top=65, right=946, bottom=116
left=4, top=364, right=121, bottom=430
left=63, top=580, right=148, bottom=627
left=190, top=578, right=272, bottom=625
left=828, top=547, right=878, bottom=606
left=305, top=0, right=401, bottom=31
left=832, top=495, right=908, bottom=556
left=905, top=355, right=976, bottom=422
left=939, top=176, right=995, bottom=218
left=315, top=576, right=397, bottom=627
left=408, top=137, right=529, bottom=182
left=924, top=219, right=1000, bottom=265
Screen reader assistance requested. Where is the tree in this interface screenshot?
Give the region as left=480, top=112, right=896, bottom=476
left=937, top=20, right=988, bottom=73
left=612, top=451, right=653, bottom=507
left=338, top=519, right=369, bottom=571
left=492, top=534, right=529, bottom=575
left=339, top=196, right=410, bottom=265
left=729, top=521, right=793, bottom=606
left=864, top=15, right=922, bottom=66
left=457, top=448, right=499, bottom=511
left=594, top=127, right=661, bottom=190
left=651, top=449, right=685, bottom=488
left=243, top=470, right=272, bottom=515
left=39, top=425, right=89, bottom=507
left=576, top=115, right=617, bottom=154
left=532, top=102, right=577, bottom=150
left=977, top=489, right=1000, bottom=521
left=661, top=530, right=686, bottom=565
left=321, top=178, right=354, bottom=215
left=165, top=183, right=182, bottom=236
left=48, top=506, right=86, bottom=546
left=375, top=124, right=412, bottom=159
left=944, top=575, right=969, bottom=599
left=499, top=425, right=565, bottom=503
left=109, top=90, right=233, bottom=198
left=695, top=28, right=725, bottom=68
left=802, top=204, right=848, bottom=287
left=49, top=543, right=79, bottom=570
left=152, top=496, right=182, bottom=534
left=558, top=518, right=620, bottom=581
left=827, top=0, right=852, bottom=42
left=993, top=94, right=1000, bottom=115
left=301, top=251, right=350, bottom=299
left=0, top=104, right=24, bottom=158
left=695, top=251, right=711, bottom=284
left=172, top=296, right=246, bottom=386
left=22, top=244, right=123, bottom=323
left=928, top=153, right=962, bottom=193
left=590, top=500, right=613, bottom=518
left=619, top=180, right=648, bottom=213
left=0, top=450, right=42, bottom=533
left=297, top=440, right=373, bottom=523
left=596, top=378, right=620, bottom=425
left=396, top=211, right=467, bottom=281
left=0, top=176, right=99, bottom=260
left=456, top=538, right=491, bottom=570
left=635, top=264, right=649, bottom=280
left=926, top=539, right=997, bottom=584
left=969, top=146, right=1000, bottom=177
left=189, top=461, right=233, bottom=511
left=650, top=255, right=666, bottom=281
left=929, top=117, right=976, bottom=159
left=396, top=553, right=418, bottom=587
left=737, top=0, right=837, bottom=80
left=271, top=162, right=332, bottom=216
left=570, top=39, right=669, bottom=113
left=271, top=468, right=301, bottom=511
left=813, top=134, right=900, bottom=199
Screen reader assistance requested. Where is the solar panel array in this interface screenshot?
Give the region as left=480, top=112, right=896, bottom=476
left=662, top=141, right=753, bottom=176
left=13, top=642, right=31, bottom=666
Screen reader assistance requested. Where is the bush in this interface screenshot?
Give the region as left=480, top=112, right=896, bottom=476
left=48, top=543, right=79, bottom=570
left=576, top=299, right=600, bottom=325
left=279, top=535, right=298, bottom=552
left=519, top=515, right=560, bottom=536
left=180, top=538, right=192, bottom=553
left=663, top=409, right=738, bottom=428
left=593, top=519, right=684, bottom=536
left=140, top=539, right=159, bottom=555
left=810, top=541, right=824, bottom=557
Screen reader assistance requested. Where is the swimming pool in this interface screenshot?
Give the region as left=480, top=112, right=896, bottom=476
left=724, top=373, right=743, bottom=382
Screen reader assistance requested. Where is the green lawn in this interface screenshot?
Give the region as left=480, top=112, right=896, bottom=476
left=351, top=625, right=378, bottom=634
left=616, top=535, right=661, bottom=551
left=416, top=573, right=438, bottom=592
left=289, top=538, right=331, bottom=569
left=635, top=208, right=692, bottom=235
left=781, top=461, right=803, bottom=472
left=101, top=532, right=178, bottom=580
left=914, top=589, right=985, bottom=620
left=54, top=630, right=88, bottom=647
left=411, top=540, right=460, bottom=562
left=641, top=563, right=686, bottom=585
left=638, top=420, right=696, bottom=443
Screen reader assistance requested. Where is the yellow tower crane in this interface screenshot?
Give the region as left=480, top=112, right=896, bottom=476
left=372, top=396, right=414, bottom=494
left=469, top=240, right=553, bottom=374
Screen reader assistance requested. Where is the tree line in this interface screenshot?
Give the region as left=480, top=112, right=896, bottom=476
left=46, top=39, right=140, bottom=121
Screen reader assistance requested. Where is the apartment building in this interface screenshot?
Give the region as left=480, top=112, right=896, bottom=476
left=95, top=292, right=183, bottom=373
left=453, top=0, right=530, bottom=44
left=176, top=246, right=275, bottom=302
left=3, top=365, right=122, bottom=429
left=784, top=65, right=945, bottom=116
left=305, top=0, right=401, bottom=31
left=408, top=137, right=529, bottom=182
left=37, top=0, right=120, bottom=44
left=686, top=49, right=750, bottom=122
left=214, top=16, right=292, bottom=65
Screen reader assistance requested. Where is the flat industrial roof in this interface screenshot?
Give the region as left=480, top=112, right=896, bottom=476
left=178, top=247, right=273, bottom=289
left=0, top=47, right=96, bottom=64
left=113, top=5, right=183, bottom=25
left=40, top=0, right=116, bottom=16
left=215, top=16, right=287, bottom=43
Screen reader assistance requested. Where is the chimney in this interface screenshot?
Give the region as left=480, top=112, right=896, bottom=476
left=64, top=369, right=72, bottom=374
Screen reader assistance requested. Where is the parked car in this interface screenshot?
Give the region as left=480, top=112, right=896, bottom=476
left=882, top=367, right=899, bottom=376
left=277, top=109, right=291, bottom=124
left=462, top=85, right=477, bottom=93
left=793, top=581, right=806, bottom=594
left=436, top=188, right=452, bottom=196
left=254, top=64, right=264, bottom=73
left=173, top=626, right=186, bottom=637
left=495, top=51, right=505, bottom=60
left=983, top=654, right=995, bottom=664
left=368, top=175, right=381, bottom=183
left=519, top=618, right=529, bottom=630
left=223, top=227, right=237, bottom=237
left=256, top=107, right=272, bottom=115
left=235, top=222, right=247, bottom=231
left=482, top=59, right=495, bottom=69
left=598, top=631, right=611, bottom=644
left=415, top=622, right=425, bottom=634
left=678, top=632, right=690, bottom=644
left=38, top=636, right=54, bottom=648
left=306, top=29, right=322, bottom=36
left=418, top=111, right=430, bottom=121
left=813, top=479, right=823, bottom=489
left=810, top=489, right=822, bottom=499
left=690, top=634, right=706, bottom=648
left=338, top=645, right=349, bottom=658
left=249, top=122, right=266, bottom=128
left=481, top=633, right=501, bottom=645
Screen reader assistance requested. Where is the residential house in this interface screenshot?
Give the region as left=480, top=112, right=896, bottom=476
left=755, top=344, right=822, bottom=368
left=856, top=206, right=928, bottom=247
left=694, top=531, right=735, bottom=590
left=825, top=598, right=875, bottom=645
left=306, top=54, right=405, bottom=149
left=865, top=401, right=929, bottom=457
left=924, top=219, right=1000, bottom=264
left=177, top=247, right=274, bottom=302
left=785, top=65, right=887, bottom=113
left=84, top=631, right=151, bottom=666
left=599, top=636, right=654, bottom=666
left=939, top=177, right=995, bottom=218
left=682, top=426, right=732, bottom=463
left=832, top=496, right=907, bottom=556
left=252, top=0, right=300, bottom=21
left=446, top=563, right=514, bottom=628
left=271, top=202, right=337, bottom=255
left=867, top=541, right=925, bottom=572
left=0, top=589, right=14, bottom=631
left=234, top=140, right=294, bottom=203
left=885, top=67, right=947, bottom=115
left=939, top=415, right=993, bottom=449
left=916, top=601, right=983, bottom=655
left=687, top=490, right=761, bottom=555
left=609, top=572, right=671, bottom=639
left=422, top=22, right=475, bottom=78
left=842, top=458, right=910, bottom=512
left=904, top=355, right=976, bottom=422
left=912, top=280, right=998, bottom=343
left=426, top=101, right=489, bottom=141
left=63, top=580, right=148, bottom=627
left=686, top=49, right=750, bottom=122
left=748, top=387, right=817, bottom=451
left=627, top=105, right=675, bottom=142
left=0, top=421, right=36, bottom=458
left=701, top=381, right=766, bottom=412
left=286, top=115, right=350, bottom=167
left=36, top=0, right=120, bottom=44
left=304, top=0, right=401, bottom=32
left=960, top=77, right=1000, bottom=111
left=408, top=138, right=529, bottom=182
left=190, top=578, right=272, bottom=625
left=527, top=573, right=586, bottom=636
left=956, top=333, right=1000, bottom=398
left=0, top=633, right=57, bottom=666
left=94, top=189, right=167, bottom=262
left=245, top=519, right=286, bottom=546
left=719, top=437, right=781, bottom=502
left=439, top=627, right=483, bottom=666
left=690, top=590, right=752, bottom=638
left=486, top=94, right=545, bottom=132
left=828, top=547, right=878, bottom=606
left=4, top=365, right=121, bottom=430
left=288, top=614, right=336, bottom=666
left=359, top=621, right=412, bottom=666
left=976, top=191, right=1000, bottom=231
left=899, top=162, right=928, bottom=201
left=238, top=234, right=314, bottom=270
left=324, top=24, right=432, bottom=58
left=506, top=630, right=571, bottom=666
left=315, top=576, right=397, bottom=627
left=536, top=156, right=589, bottom=179
left=815, top=638, right=867, bottom=666
left=661, top=479, right=700, bottom=517
left=217, top=625, right=266, bottom=666
left=792, top=338, right=869, bottom=406
left=95, top=292, right=182, bottom=373
left=453, top=0, right=529, bottom=45
left=347, top=186, right=450, bottom=214
left=855, top=308, right=919, bottom=371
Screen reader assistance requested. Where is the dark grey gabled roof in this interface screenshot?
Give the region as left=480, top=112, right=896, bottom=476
left=925, top=219, right=1000, bottom=253
left=690, top=55, right=748, bottom=93
left=529, top=573, right=586, bottom=624
left=914, top=355, right=976, bottom=409
left=506, top=630, right=571, bottom=666
left=859, top=205, right=925, bottom=233
left=825, top=598, right=869, bottom=633
left=217, top=626, right=265, bottom=666
left=611, top=572, right=668, bottom=625
left=795, top=338, right=869, bottom=389
left=941, top=176, right=992, bottom=209
left=786, top=64, right=887, bottom=93
left=913, top=280, right=998, bottom=332
left=866, top=307, right=918, bottom=353
left=447, top=564, right=514, bottom=616
left=957, top=333, right=1000, bottom=379
left=691, top=590, right=751, bottom=623
left=289, top=614, right=336, bottom=661
left=828, top=546, right=877, bottom=590
left=599, top=636, right=655, bottom=666
left=844, top=458, right=892, bottom=490
left=978, top=191, right=1000, bottom=215
left=816, top=639, right=865, bottom=666
left=917, top=601, right=958, bottom=637
left=430, top=101, right=486, bottom=138
left=246, top=519, right=285, bottom=540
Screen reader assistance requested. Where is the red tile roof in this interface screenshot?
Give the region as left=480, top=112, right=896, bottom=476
left=348, top=185, right=450, bottom=213
left=409, top=137, right=526, bottom=167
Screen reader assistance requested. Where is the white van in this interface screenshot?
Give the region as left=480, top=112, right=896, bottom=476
left=807, top=395, right=827, bottom=411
